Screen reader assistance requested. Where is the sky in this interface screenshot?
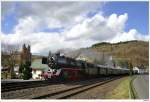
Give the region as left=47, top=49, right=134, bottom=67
left=1, top=1, right=149, bottom=55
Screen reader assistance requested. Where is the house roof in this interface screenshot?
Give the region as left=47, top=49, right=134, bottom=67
left=31, top=59, right=49, bottom=71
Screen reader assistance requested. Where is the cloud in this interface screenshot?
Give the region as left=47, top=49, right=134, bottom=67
left=110, top=29, right=149, bottom=43
left=1, top=2, right=148, bottom=55
left=65, top=13, right=128, bottom=41
left=2, top=2, right=103, bottom=29
left=107, top=13, right=128, bottom=32
left=14, top=16, right=42, bottom=34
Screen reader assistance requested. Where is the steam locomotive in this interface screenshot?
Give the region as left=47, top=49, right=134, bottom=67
left=41, top=52, right=137, bottom=80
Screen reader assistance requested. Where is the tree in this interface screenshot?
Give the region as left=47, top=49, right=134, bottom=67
left=128, top=62, right=133, bottom=76
left=1, top=43, right=20, bottom=79
left=18, top=44, right=32, bottom=79
left=22, top=61, right=32, bottom=80
left=19, top=62, right=24, bottom=78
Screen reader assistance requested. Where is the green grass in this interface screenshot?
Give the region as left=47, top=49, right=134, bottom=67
left=105, top=77, right=130, bottom=99
left=130, top=76, right=139, bottom=99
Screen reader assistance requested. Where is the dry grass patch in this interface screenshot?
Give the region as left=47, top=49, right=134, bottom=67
left=105, top=77, right=130, bottom=99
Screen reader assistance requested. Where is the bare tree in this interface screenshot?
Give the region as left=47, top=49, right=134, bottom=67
left=1, top=43, right=20, bottom=79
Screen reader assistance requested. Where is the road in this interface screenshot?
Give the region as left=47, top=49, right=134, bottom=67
left=133, top=74, right=149, bottom=99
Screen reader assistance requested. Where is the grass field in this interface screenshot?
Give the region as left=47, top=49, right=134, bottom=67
left=105, top=77, right=130, bottom=99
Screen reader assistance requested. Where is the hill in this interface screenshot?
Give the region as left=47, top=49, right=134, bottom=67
left=90, top=40, right=149, bottom=68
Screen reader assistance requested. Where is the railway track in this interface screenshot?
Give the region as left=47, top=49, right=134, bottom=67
left=1, top=80, right=62, bottom=92
left=1, top=76, right=116, bottom=93
left=33, top=76, right=122, bottom=99
left=1, top=77, right=107, bottom=92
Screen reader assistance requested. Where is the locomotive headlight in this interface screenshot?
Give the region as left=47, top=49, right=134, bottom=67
left=48, top=56, right=56, bottom=67
left=51, top=57, right=55, bottom=61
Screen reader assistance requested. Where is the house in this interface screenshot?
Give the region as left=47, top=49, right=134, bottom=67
left=31, top=59, right=49, bottom=80
left=133, top=67, right=147, bottom=74
left=14, top=66, right=19, bottom=77
left=133, top=67, right=140, bottom=73
left=1, top=66, right=9, bottom=72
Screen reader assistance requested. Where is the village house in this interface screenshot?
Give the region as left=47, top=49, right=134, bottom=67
left=31, top=59, right=49, bottom=80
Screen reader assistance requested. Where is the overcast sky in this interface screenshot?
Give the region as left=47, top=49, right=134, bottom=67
left=1, top=1, right=149, bottom=54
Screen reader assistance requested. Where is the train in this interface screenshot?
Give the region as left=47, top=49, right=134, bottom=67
left=41, top=52, right=138, bottom=80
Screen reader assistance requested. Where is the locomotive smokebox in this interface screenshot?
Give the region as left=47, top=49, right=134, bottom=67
left=42, top=57, right=48, bottom=64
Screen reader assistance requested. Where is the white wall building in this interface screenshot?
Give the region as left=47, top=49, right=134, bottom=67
left=31, top=59, right=49, bottom=80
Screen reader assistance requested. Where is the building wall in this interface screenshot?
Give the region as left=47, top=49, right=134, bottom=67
left=32, top=69, right=43, bottom=80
